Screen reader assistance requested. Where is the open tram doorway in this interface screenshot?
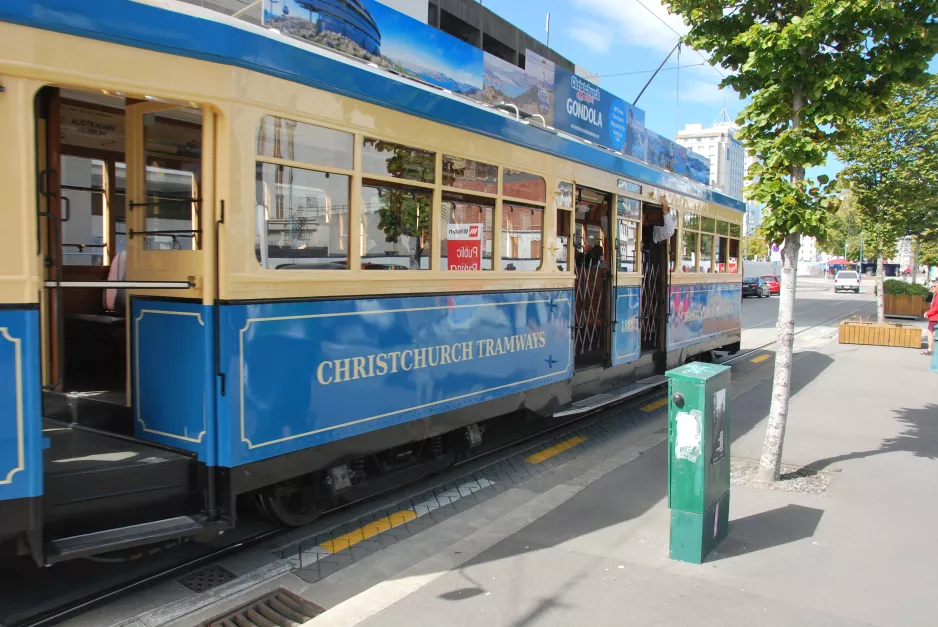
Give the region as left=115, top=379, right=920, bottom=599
left=35, top=86, right=205, bottom=419
left=639, top=202, right=673, bottom=366
left=572, top=186, right=612, bottom=369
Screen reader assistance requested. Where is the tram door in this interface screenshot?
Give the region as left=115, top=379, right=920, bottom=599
left=36, top=87, right=214, bottom=423
left=572, top=187, right=612, bottom=369
left=640, top=203, right=670, bottom=365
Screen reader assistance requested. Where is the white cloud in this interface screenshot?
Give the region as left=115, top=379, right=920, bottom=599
left=571, top=0, right=687, bottom=54
left=569, top=22, right=613, bottom=55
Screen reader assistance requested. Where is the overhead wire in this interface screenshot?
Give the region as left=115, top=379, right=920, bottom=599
left=627, top=0, right=726, bottom=80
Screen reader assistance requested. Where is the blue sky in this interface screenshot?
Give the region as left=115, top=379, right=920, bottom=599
left=478, top=0, right=938, bottom=183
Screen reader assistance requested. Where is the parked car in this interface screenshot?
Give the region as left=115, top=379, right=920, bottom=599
left=743, top=277, right=770, bottom=298
left=834, top=270, right=861, bottom=293
left=761, top=275, right=781, bottom=295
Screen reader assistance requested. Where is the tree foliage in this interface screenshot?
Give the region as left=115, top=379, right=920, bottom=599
left=667, top=0, right=938, bottom=245
left=921, top=238, right=938, bottom=268
left=817, top=194, right=861, bottom=260
left=742, top=228, right=770, bottom=260
left=371, top=140, right=434, bottom=268
left=665, top=0, right=938, bottom=483
left=838, top=77, right=938, bottom=268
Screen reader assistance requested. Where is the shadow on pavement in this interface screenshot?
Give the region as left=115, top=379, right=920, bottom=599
left=425, top=352, right=837, bottom=622
left=804, top=403, right=938, bottom=470
left=433, top=350, right=835, bottom=570
left=712, top=504, right=824, bottom=561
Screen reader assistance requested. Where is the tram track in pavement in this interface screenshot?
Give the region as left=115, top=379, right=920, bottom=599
left=4, top=295, right=875, bottom=627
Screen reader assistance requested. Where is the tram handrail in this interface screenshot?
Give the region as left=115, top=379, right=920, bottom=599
left=43, top=280, right=193, bottom=289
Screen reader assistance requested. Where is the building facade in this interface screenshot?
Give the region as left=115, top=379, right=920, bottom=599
left=676, top=121, right=745, bottom=200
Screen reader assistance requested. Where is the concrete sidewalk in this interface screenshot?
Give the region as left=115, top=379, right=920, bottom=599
left=315, top=337, right=938, bottom=626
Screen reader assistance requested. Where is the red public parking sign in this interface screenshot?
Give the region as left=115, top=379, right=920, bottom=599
left=447, top=224, right=483, bottom=270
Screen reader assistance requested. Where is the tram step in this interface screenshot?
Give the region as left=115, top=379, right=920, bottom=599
left=44, top=515, right=227, bottom=564
left=551, top=375, right=668, bottom=418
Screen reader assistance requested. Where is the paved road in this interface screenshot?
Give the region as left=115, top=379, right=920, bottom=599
left=739, top=280, right=876, bottom=349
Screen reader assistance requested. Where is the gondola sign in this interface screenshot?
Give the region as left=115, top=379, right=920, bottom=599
left=447, top=223, right=483, bottom=270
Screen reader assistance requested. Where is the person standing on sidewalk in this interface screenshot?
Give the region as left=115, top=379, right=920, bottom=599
left=924, top=281, right=938, bottom=356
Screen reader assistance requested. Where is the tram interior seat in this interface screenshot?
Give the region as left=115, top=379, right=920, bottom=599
left=61, top=251, right=127, bottom=399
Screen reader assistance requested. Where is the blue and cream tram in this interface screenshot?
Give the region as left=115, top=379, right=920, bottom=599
left=0, top=0, right=743, bottom=565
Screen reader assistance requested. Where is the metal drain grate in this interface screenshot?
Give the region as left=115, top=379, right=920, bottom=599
left=203, top=588, right=324, bottom=627
left=178, top=564, right=239, bottom=593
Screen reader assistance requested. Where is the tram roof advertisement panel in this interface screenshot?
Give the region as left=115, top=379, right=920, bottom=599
left=479, top=49, right=557, bottom=126
left=552, top=67, right=642, bottom=155
left=264, top=0, right=484, bottom=94
left=262, top=0, right=711, bottom=186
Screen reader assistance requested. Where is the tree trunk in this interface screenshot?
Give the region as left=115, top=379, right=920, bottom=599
left=756, top=85, right=805, bottom=484
left=876, top=245, right=885, bottom=323
left=756, top=232, right=801, bottom=482
left=911, top=238, right=920, bottom=285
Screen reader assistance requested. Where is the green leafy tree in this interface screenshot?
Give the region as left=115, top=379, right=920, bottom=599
left=742, top=227, right=770, bottom=260
left=371, top=141, right=434, bottom=268
left=817, top=194, right=862, bottom=260
left=666, top=0, right=938, bottom=482
left=921, top=237, right=938, bottom=269
left=839, top=77, right=938, bottom=319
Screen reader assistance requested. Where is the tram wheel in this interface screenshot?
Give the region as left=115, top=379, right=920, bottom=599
left=257, top=483, right=323, bottom=527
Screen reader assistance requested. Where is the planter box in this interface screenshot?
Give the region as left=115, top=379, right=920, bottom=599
left=838, top=321, right=922, bottom=348
left=884, top=293, right=930, bottom=319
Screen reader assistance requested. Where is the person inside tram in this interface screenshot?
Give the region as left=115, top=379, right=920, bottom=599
left=589, top=244, right=605, bottom=268
left=102, top=250, right=127, bottom=314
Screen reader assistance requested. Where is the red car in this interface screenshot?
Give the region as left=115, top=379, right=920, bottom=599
left=761, top=275, right=781, bottom=295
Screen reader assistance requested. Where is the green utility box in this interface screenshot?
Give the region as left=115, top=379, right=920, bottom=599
left=665, top=362, right=731, bottom=564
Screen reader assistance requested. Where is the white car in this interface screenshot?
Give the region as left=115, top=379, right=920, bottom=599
left=834, top=270, right=861, bottom=293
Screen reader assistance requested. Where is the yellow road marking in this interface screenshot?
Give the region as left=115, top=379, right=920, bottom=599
left=640, top=397, right=669, bottom=412
left=751, top=354, right=770, bottom=364
left=526, top=436, right=588, bottom=464
left=320, top=510, right=417, bottom=553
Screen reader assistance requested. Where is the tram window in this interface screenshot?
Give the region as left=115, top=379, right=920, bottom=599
left=729, top=222, right=741, bottom=238
left=361, top=181, right=432, bottom=270
left=715, top=236, right=728, bottom=272
left=717, top=220, right=730, bottom=236
left=700, top=216, right=716, bottom=233
left=257, top=116, right=353, bottom=170
left=440, top=191, right=494, bottom=271
left=502, top=203, right=543, bottom=270
left=503, top=169, right=546, bottom=203
left=700, top=234, right=714, bottom=273
left=682, top=229, right=698, bottom=272
left=442, top=156, right=497, bottom=194
left=556, top=208, right=572, bottom=272
left=728, top=238, right=740, bottom=273
left=255, top=163, right=350, bottom=270
left=143, top=108, right=203, bottom=250
left=60, top=156, right=107, bottom=266
left=683, top=212, right=700, bottom=231
left=617, top=220, right=638, bottom=273
left=617, top=197, right=641, bottom=220
left=362, top=138, right=435, bottom=184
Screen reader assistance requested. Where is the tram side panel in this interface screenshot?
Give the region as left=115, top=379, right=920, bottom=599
left=667, top=281, right=743, bottom=361
left=0, top=308, right=43, bottom=538
left=214, top=290, right=574, bottom=473
left=130, top=299, right=217, bottom=464
left=611, top=286, right=642, bottom=367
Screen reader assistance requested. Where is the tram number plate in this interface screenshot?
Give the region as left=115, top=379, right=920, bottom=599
left=330, top=465, right=352, bottom=492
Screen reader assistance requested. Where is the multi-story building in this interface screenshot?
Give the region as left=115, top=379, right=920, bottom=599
left=800, top=236, right=820, bottom=263
left=676, top=120, right=746, bottom=200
